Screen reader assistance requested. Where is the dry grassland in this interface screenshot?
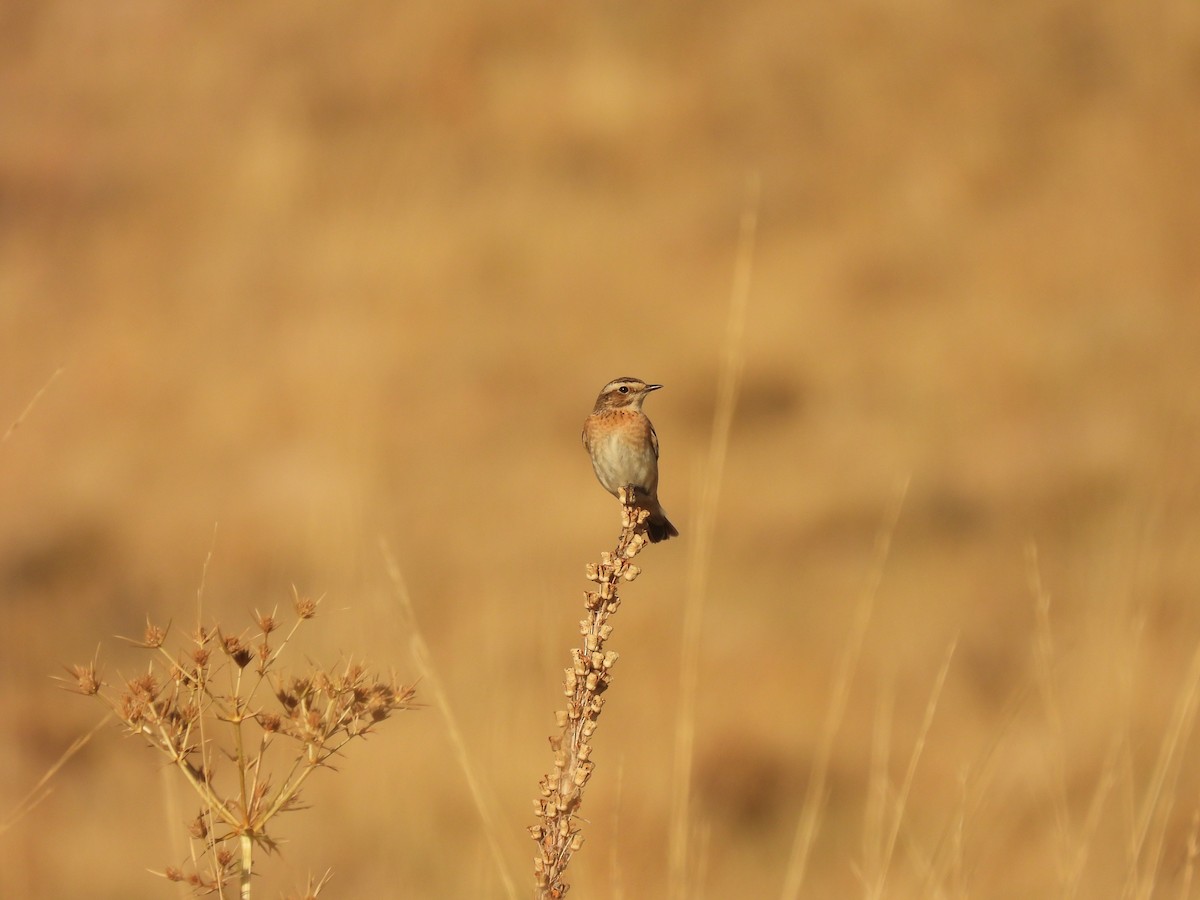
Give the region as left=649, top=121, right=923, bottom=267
left=3, top=1, right=1200, bottom=897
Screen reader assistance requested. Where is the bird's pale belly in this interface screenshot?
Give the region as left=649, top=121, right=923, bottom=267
left=590, top=431, right=658, bottom=497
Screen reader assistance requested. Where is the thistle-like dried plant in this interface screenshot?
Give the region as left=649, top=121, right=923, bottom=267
left=64, top=591, right=416, bottom=898
left=531, top=488, right=652, bottom=899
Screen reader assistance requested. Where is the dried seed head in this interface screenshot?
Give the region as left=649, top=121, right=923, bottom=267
left=255, top=608, right=279, bottom=634
left=293, top=593, right=319, bottom=619
left=127, top=673, right=160, bottom=700
left=143, top=619, right=168, bottom=648
left=64, top=662, right=102, bottom=695
left=221, top=635, right=253, bottom=669
left=188, top=814, right=208, bottom=840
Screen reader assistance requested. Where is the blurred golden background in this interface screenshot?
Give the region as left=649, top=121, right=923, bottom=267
left=3, top=2, right=1200, bottom=897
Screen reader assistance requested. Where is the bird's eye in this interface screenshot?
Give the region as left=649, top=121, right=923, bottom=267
left=618, top=386, right=629, bottom=393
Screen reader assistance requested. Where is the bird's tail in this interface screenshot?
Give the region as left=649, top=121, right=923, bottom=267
left=646, top=509, right=679, bottom=543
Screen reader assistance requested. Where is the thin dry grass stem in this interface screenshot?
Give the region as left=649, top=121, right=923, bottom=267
left=530, top=488, right=652, bottom=900
left=861, top=670, right=895, bottom=888
left=780, top=477, right=909, bottom=900
left=0, top=712, right=111, bottom=835
left=863, top=637, right=957, bottom=900
left=1027, top=543, right=1126, bottom=899
left=918, top=668, right=1046, bottom=896
left=379, top=539, right=522, bottom=900
left=1062, top=735, right=1121, bottom=897
left=1032, top=547, right=1123, bottom=900
left=667, top=175, right=758, bottom=900
left=1180, top=808, right=1200, bottom=900
left=919, top=772, right=969, bottom=900
left=1, top=365, right=63, bottom=446
left=1126, top=642, right=1200, bottom=899
left=69, top=596, right=416, bottom=897
left=284, top=868, right=333, bottom=900
left=1025, top=542, right=1074, bottom=888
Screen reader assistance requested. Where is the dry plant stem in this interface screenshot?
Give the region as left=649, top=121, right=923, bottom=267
left=380, top=540, right=522, bottom=900
left=531, top=488, right=651, bottom=900
left=780, top=478, right=909, bottom=900
left=0, top=713, right=110, bottom=834
left=1126, top=641, right=1200, bottom=899
left=1, top=365, right=63, bottom=446
left=240, top=834, right=253, bottom=900
left=862, top=637, right=957, bottom=900
left=667, top=175, right=757, bottom=900
left=1026, top=542, right=1073, bottom=888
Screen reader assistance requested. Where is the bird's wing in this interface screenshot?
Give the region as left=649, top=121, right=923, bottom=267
left=650, top=421, right=659, bottom=460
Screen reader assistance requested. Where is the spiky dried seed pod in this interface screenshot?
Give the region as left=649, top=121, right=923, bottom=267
left=187, top=815, right=208, bottom=839
left=143, top=620, right=168, bottom=648
left=64, top=662, right=102, bottom=695
left=221, top=635, right=253, bottom=669
left=255, top=609, right=279, bottom=634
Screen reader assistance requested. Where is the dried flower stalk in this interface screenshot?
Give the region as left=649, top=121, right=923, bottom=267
left=531, top=488, right=651, bottom=898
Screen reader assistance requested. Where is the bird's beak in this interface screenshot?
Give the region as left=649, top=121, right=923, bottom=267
left=646, top=383, right=663, bottom=391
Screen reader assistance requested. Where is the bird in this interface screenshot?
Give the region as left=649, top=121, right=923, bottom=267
left=582, top=376, right=679, bottom=543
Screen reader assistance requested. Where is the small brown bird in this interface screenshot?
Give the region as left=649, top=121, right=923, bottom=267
left=582, top=376, right=679, bottom=543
